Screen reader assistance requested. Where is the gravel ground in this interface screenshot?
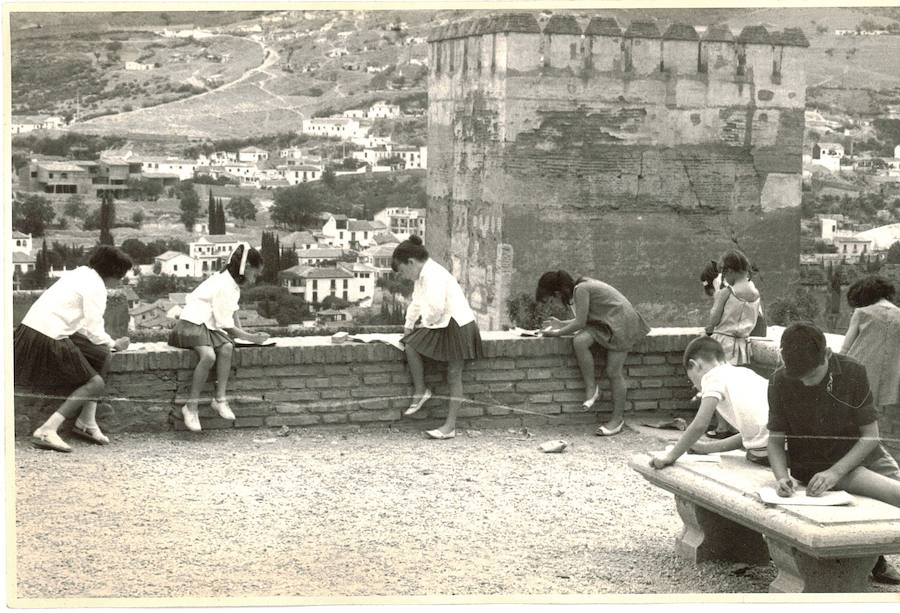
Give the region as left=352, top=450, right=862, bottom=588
left=13, top=423, right=900, bottom=600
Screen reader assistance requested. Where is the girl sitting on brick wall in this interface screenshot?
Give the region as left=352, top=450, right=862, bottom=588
left=392, top=235, right=483, bottom=440
left=168, top=243, right=268, bottom=433
left=537, top=271, right=650, bottom=437
left=840, top=275, right=900, bottom=463
left=14, top=245, right=133, bottom=452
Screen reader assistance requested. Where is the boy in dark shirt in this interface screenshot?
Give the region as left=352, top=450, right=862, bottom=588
left=767, top=322, right=900, bottom=585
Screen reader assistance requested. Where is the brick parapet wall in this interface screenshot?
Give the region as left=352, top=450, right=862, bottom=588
left=13, top=328, right=703, bottom=435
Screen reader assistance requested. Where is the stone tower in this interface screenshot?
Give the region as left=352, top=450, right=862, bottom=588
left=426, top=13, right=808, bottom=330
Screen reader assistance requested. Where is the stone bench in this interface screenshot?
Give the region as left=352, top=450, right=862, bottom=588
left=629, top=451, right=900, bottom=593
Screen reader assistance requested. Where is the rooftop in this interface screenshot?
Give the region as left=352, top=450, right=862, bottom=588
left=279, top=265, right=355, bottom=279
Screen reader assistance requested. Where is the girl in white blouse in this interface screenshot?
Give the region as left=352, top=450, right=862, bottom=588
left=168, top=243, right=267, bottom=432
left=392, top=236, right=483, bottom=439
left=14, top=245, right=133, bottom=452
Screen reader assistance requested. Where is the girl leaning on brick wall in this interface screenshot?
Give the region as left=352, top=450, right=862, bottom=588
left=392, top=235, right=484, bottom=440
left=840, top=275, right=900, bottom=463
left=168, top=243, right=268, bottom=433
left=536, top=271, right=650, bottom=437
left=14, top=245, right=133, bottom=452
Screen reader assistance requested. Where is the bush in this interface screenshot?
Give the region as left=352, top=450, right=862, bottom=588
left=505, top=292, right=570, bottom=330
left=767, top=287, right=821, bottom=326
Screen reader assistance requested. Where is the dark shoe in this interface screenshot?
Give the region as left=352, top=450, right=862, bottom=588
left=872, top=556, right=900, bottom=585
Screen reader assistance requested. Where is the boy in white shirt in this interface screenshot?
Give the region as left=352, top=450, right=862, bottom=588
left=651, top=336, right=770, bottom=469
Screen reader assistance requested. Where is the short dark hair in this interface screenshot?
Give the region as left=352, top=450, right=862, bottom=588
left=846, top=275, right=896, bottom=308
left=391, top=235, right=428, bottom=272
left=700, top=260, right=720, bottom=296
left=225, top=244, right=262, bottom=285
left=88, top=245, right=133, bottom=280
left=780, top=322, right=827, bottom=379
left=535, top=270, right=576, bottom=304
left=682, top=336, right=727, bottom=370
left=720, top=249, right=752, bottom=275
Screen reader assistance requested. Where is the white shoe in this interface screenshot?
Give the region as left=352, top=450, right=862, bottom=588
left=404, top=389, right=433, bottom=416
left=181, top=406, right=202, bottom=432
left=582, top=385, right=600, bottom=410
left=211, top=398, right=236, bottom=420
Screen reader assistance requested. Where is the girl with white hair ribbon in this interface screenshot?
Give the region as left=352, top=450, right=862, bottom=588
left=168, top=242, right=267, bottom=432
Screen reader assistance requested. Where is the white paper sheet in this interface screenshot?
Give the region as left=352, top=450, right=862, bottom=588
left=347, top=333, right=405, bottom=351
left=758, top=486, right=855, bottom=506
left=234, top=337, right=276, bottom=347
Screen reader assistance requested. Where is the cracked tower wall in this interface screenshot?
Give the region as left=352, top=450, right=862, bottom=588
left=427, top=14, right=808, bottom=330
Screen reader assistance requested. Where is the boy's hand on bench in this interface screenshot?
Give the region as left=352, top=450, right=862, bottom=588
left=650, top=453, right=674, bottom=469
left=775, top=476, right=797, bottom=497
left=806, top=469, right=841, bottom=497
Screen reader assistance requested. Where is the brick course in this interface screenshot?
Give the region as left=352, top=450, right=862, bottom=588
left=13, top=329, right=709, bottom=435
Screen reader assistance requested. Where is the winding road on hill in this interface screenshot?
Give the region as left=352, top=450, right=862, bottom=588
left=75, top=34, right=303, bottom=131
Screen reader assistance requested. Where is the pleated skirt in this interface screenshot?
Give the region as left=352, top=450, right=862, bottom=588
left=13, top=325, right=110, bottom=391
left=402, top=318, right=483, bottom=362
left=168, top=320, right=233, bottom=349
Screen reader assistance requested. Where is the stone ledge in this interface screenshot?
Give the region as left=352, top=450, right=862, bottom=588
left=114, top=327, right=706, bottom=372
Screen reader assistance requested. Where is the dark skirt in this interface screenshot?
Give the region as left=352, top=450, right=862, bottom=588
left=402, top=318, right=483, bottom=362
left=13, top=325, right=110, bottom=391
left=168, top=320, right=233, bottom=349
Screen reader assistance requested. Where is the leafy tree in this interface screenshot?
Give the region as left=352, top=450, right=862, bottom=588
left=271, top=183, right=325, bottom=229
left=216, top=198, right=227, bottom=234
left=321, top=168, right=337, bottom=189
left=505, top=292, right=570, bottom=329
left=177, top=181, right=200, bottom=231
left=208, top=191, right=216, bottom=232
left=376, top=272, right=413, bottom=298
left=280, top=245, right=299, bottom=269
left=228, top=196, right=257, bottom=224
left=274, top=294, right=311, bottom=325
left=64, top=194, right=88, bottom=219
left=767, top=288, right=821, bottom=326
left=887, top=241, right=900, bottom=265
left=259, top=231, right=282, bottom=284
left=99, top=191, right=115, bottom=245
left=321, top=295, right=351, bottom=310
left=131, top=210, right=144, bottom=228
left=12, top=194, right=55, bottom=237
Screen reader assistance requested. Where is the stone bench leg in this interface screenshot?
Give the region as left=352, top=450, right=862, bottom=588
left=765, top=537, right=876, bottom=593
left=674, top=497, right=770, bottom=564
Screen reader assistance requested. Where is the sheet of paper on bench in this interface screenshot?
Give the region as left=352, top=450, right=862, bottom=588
left=234, top=338, right=276, bottom=347
left=348, top=334, right=405, bottom=351
left=663, top=445, right=722, bottom=463
left=509, top=327, right=542, bottom=337
left=758, top=486, right=855, bottom=506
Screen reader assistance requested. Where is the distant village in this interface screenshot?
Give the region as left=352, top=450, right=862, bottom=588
left=12, top=99, right=427, bottom=193
left=11, top=97, right=429, bottom=333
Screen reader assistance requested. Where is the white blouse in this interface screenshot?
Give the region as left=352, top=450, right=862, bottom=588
left=405, top=258, right=475, bottom=330
left=21, top=266, right=115, bottom=347
left=179, top=271, right=241, bottom=331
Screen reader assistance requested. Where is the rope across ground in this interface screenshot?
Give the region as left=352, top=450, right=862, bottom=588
left=12, top=424, right=900, bottom=599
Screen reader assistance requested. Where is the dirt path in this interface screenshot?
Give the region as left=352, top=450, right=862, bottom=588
left=13, top=424, right=899, bottom=601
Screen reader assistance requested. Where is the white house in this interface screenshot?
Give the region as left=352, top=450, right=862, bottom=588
left=359, top=242, right=399, bottom=279
left=367, top=100, right=401, bottom=119
left=12, top=251, right=36, bottom=276
left=327, top=47, right=350, bottom=58
left=351, top=144, right=427, bottom=170
left=833, top=236, right=873, bottom=257
left=321, top=215, right=387, bottom=250
left=373, top=207, right=426, bottom=241
left=342, top=109, right=366, bottom=119
left=140, top=157, right=197, bottom=181
left=811, top=142, right=844, bottom=172
left=189, top=235, right=243, bottom=276
left=238, top=146, right=269, bottom=163
left=154, top=251, right=196, bottom=277
left=279, top=146, right=306, bottom=160
left=125, top=61, right=154, bottom=71
left=296, top=247, right=348, bottom=266
left=11, top=114, right=65, bottom=134
left=300, top=117, right=364, bottom=140
left=853, top=223, right=900, bottom=251
left=279, top=164, right=323, bottom=185
left=279, top=265, right=371, bottom=303
left=281, top=230, right=321, bottom=251
left=12, top=231, right=33, bottom=253
left=819, top=217, right=838, bottom=242
left=341, top=262, right=378, bottom=300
